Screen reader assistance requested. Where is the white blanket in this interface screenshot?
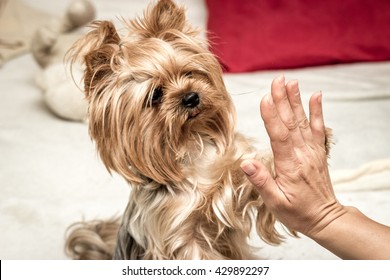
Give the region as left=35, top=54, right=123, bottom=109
left=1, top=0, right=389, bottom=259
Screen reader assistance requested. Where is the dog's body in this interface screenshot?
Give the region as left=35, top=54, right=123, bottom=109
left=113, top=132, right=282, bottom=259
left=65, top=0, right=330, bottom=259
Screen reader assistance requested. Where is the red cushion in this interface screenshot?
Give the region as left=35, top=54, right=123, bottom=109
left=206, top=0, right=390, bottom=72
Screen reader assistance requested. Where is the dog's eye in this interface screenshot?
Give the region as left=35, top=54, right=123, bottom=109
left=151, top=87, right=163, bottom=105
left=185, top=71, right=193, bottom=78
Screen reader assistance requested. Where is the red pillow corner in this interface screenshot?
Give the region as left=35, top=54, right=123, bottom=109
left=206, top=0, right=390, bottom=72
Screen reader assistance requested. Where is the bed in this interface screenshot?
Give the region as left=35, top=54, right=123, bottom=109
left=1, top=0, right=390, bottom=259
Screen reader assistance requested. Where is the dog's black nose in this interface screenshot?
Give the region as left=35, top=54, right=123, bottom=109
left=182, top=92, right=200, bottom=108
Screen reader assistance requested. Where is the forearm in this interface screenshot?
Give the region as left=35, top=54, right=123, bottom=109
left=309, top=206, right=390, bottom=260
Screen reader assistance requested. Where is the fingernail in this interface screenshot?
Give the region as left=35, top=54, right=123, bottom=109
left=318, top=91, right=323, bottom=104
left=293, top=80, right=300, bottom=96
left=240, top=160, right=257, bottom=176
left=278, top=74, right=285, bottom=85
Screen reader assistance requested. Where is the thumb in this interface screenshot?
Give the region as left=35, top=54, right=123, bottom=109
left=240, top=159, right=277, bottom=201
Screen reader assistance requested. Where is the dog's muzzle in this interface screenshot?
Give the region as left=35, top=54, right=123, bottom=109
left=182, top=92, right=200, bottom=118
left=182, top=92, right=200, bottom=108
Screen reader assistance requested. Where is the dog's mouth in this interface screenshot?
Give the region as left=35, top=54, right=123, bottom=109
left=188, top=107, right=200, bottom=119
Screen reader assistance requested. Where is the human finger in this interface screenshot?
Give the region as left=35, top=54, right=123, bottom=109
left=271, top=76, right=306, bottom=150
left=285, top=80, right=313, bottom=144
left=260, top=93, right=295, bottom=161
left=240, top=159, right=286, bottom=208
left=309, top=92, right=326, bottom=147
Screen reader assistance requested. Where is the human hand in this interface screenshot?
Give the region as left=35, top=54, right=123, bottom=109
left=241, top=76, right=346, bottom=238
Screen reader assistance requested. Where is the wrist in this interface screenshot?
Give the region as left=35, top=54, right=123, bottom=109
left=306, top=206, right=364, bottom=259
left=303, top=201, right=349, bottom=240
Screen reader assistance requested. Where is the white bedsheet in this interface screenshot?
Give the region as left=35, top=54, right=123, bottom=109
left=1, top=0, right=389, bottom=260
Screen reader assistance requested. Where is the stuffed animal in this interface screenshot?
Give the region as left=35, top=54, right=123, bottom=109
left=31, top=0, right=95, bottom=121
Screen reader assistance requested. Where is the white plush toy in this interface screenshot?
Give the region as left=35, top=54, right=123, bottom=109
left=31, top=0, right=95, bottom=121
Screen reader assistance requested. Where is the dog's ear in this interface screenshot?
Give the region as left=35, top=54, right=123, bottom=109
left=151, top=0, right=186, bottom=33
left=132, top=0, right=187, bottom=38
left=69, top=20, right=120, bottom=100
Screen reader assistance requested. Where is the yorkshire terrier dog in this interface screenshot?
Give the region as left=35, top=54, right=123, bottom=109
left=65, top=0, right=329, bottom=260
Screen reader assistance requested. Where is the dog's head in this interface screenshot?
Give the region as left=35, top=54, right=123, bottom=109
left=70, top=0, right=235, bottom=185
